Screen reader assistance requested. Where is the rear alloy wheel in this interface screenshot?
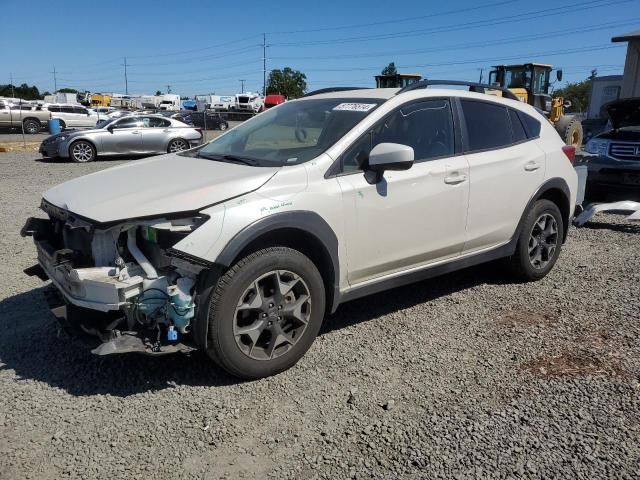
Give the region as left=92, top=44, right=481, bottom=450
left=23, top=119, right=40, bottom=134
left=69, top=141, right=96, bottom=163
left=508, top=199, right=564, bottom=281
left=204, top=247, right=325, bottom=379
left=219, top=122, right=228, bottom=131
left=168, top=138, right=189, bottom=153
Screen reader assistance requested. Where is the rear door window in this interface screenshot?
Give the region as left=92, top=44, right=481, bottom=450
left=61, top=106, right=75, bottom=114
left=460, top=99, right=512, bottom=152
left=48, top=106, right=61, bottom=113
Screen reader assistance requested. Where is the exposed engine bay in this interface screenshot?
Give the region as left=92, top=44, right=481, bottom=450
left=21, top=200, right=209, bottom=355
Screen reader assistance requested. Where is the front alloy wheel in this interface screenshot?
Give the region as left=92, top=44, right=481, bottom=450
left=234, top=270, right=311, bottom=361
left=204, top=247, right=325, bottom=379
left=70, top=141, right=96, bottom=163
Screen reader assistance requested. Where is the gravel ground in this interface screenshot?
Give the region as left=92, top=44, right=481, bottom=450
left=0, top=151, right=639, bottom=479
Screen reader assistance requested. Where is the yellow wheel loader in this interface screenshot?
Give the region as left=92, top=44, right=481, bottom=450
left=488, top=63, right=583, bottom=147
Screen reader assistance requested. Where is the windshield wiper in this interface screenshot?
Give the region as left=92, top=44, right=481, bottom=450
left=196, top=152, right=260, bottom=166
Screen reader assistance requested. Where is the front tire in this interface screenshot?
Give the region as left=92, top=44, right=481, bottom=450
left=204, top=247, right=326, bottom=379
left=69, top=140, right=96, bottom=163
left=508, top=199, right=564, bottom=281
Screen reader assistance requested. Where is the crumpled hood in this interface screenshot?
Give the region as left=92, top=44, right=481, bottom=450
left=43, top=153, right=280, bottom=223
left=606, top=98, right=640, bottom=129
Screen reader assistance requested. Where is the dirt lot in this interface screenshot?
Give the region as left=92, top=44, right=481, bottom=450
left=0, top=151, right=639, bottom=479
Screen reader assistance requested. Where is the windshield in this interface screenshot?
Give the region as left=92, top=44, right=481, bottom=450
left=195, top=98, right=383, bottom=166
left=504, top=67, right=532, bottom=89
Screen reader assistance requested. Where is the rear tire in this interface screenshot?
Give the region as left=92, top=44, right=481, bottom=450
left=23, top=119, right=40, bottom=134
left=167, top=138, right=189, bottom=153
left=556, top=116, right=583, bottom=147
left=508, top=199, right=564, bottom=281
left=204, top=247, right=326, bottom=379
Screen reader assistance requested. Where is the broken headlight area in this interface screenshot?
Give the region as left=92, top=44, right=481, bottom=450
left=22, top=209, right=210, bottom=355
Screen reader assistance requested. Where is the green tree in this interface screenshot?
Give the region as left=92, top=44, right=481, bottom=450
left=0, top=83, right=41, bottom=100
left=553, top=69, right=597, bottom=113
left=57, top=88, right=78, bottom=93
left=155, top=90, right=162, bottom=96
left=267, top=67, right=307, bottom=99
left=381, top=62, right=398, bottom=76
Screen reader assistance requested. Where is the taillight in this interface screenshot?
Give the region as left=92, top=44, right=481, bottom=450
left=195, top=128, right=203, bottom=138
left=562, top=145, right=576, bottom=165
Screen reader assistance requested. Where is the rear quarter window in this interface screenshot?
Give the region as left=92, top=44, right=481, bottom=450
left=509, top=109, right=528, bottom=143
left=517, top=110, right=542, bottom=138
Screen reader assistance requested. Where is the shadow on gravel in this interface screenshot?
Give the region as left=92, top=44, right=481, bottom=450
left=580, top=221, right=640, bottom=234
left=1, top=263, right=508, bottom=397
left=322, top=263, right=509, bottom=335
left=0, top=287, right=238, bottom=397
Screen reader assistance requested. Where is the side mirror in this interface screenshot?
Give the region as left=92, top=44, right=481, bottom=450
left=556, top=69, right=563, bottom=82
left=107, top=124, right=114, bottom=133
left=365, top=142, right=414, bottom=183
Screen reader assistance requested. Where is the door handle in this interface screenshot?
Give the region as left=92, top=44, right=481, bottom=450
left=524, top=161, right=540, bottom=172
left=444, top=173, right=467, bottom=185
left=131, top=131, right=141, bottom=134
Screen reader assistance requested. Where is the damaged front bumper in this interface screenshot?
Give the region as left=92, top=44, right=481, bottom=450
left=21, top=212, right=207, bottom=356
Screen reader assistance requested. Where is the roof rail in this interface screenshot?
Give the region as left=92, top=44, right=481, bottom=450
left=396, top=79, right=520, bottom=102
left=303, top=87, right=369, bottom=97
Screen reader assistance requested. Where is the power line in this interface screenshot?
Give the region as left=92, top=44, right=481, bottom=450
left=287, top=44, right=624, bottom=74
left=124, top=34, right=263, bottom=59
left=270, top=18, right=640, bottom=61
left=271, top=0, right=633, bottom=46
left=269, top=0, right=517, bottom=35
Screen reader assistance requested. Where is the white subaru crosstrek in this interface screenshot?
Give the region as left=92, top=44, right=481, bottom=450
left=22, top=82, right=578, bottom=379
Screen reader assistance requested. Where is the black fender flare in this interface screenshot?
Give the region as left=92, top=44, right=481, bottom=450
left=509, top=177, right=572, bottom=252
left=193, top=211, right=341, bottom=349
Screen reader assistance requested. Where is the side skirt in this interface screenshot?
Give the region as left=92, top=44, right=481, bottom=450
left=337, top=241, right=515, bottom=306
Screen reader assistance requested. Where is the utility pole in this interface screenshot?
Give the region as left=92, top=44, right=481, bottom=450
left=9, top=73, right=15, bottom=98
left=167, top=85, right=171, bottom=94
left=123, top=57, right=129, bottom=95
left=240, top=79, right=245, bottom=93
left=52, top=66, right=57, bottom=93
left=478, top=68, right=484, bottom=84
left=262, top=33, right=267, bottom=96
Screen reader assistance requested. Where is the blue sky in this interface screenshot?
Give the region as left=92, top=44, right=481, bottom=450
left=1, top=0, right=637, bottom=97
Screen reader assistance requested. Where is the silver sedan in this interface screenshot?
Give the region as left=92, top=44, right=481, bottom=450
left=39, top=115, right=203, bottom=163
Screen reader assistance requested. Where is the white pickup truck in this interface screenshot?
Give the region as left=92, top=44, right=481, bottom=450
left=0, top=100, right=50, bottom=134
